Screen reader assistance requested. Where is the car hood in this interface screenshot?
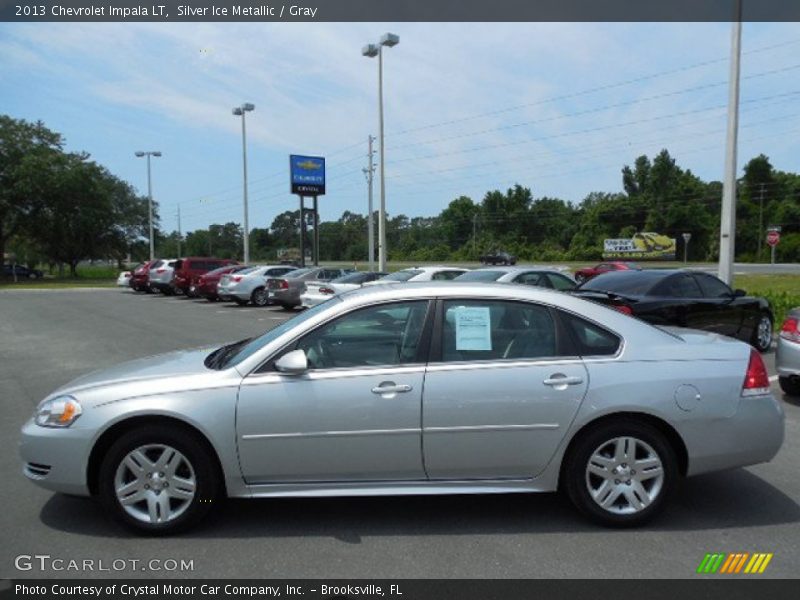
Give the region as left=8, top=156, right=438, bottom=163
left=50, top=347, right=221, bottom=402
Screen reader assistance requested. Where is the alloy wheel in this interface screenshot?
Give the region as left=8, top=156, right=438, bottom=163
left=114, top=444, right=196, bottom=524
left=756, top=315, right=772, bottom=351
left=584, top=436, right=664, bottom=515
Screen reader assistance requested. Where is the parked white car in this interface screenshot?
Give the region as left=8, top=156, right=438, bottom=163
left=366, top=266, right=469, bottom=285
left=217, top=265, right=298, bottom=306
left=116, top=271, right=132, bottom=287
left=300, top=271, right=388, bottom=308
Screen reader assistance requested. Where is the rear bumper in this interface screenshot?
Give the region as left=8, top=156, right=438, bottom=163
left=272, top=289, right=301, bottom=306
left=776, top=337, right=800, bottom=377
left=682, top=393, right=785, bottom=476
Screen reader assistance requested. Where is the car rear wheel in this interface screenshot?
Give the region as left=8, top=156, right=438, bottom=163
left=574, top=274, right=586, bottom=284
left=98, top=426, right=221, bottom=535
left=779, top=376, right=800, bottom=397
left=563, top=419, right=677, bottom=527
left=251, top=287, right=269, bottom=307
left=751, top=313, right=773, bottom=353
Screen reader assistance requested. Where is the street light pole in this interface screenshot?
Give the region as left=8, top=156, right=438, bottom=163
left=363, top=33, right=399, bottom=273
left=232, top=103, right=255, bottom=264
left=718, top=1, right=742, bottom=286
left=135, top=150, right=162, bottom=261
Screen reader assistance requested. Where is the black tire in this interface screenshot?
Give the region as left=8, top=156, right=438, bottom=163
left=751, top=312, right=773, bottom=353
left=575, top=274, right=586, bottom=284
left=563, top=418, right=678, bottom=527
left=146, top=284, right=158, bottom=294
left=251, top=287, right=269, bottom=307
left=779, top=376, right=800, bottom=397
left=97, top=425, right=222, bottom=535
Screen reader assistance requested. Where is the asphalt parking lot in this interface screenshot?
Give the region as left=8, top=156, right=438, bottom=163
left=1, top=288, right=798, bottom=579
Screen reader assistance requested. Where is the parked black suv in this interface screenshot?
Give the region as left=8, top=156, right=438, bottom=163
left=2, top=264, right=43, bottom=279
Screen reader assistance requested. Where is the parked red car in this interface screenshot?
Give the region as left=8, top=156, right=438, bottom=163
left=129, top=260, right=159, bottom=292
left=574, top=261, right=641, bottom=283
left=172, top=257, right=238, bottom=296
left=195, top=264, right=250, bottom=302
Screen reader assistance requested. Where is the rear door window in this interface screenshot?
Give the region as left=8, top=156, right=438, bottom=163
left=560, top=312, right=621, bottom=356
left=440, top=300, right=558, bottom=362
left=693, top=273, right=733, bottom=298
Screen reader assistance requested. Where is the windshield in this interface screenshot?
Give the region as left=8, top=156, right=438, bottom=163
left=208, top=298, right=340, bottom=369
left=382, top=269, right=423, bottom=282
left=455, top=270, right=505, bottom=282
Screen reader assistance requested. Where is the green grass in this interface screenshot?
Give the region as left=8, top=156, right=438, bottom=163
left=0, top=280, right=117, bottom=289
left=734, top=274, right=800, bottom=327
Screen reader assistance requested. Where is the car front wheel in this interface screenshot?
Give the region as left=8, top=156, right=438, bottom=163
left=563, top=419, right=677, bottom=527
left=751, top=313, right=773, bottom=353
left=98, top=426, right=221, bottom=534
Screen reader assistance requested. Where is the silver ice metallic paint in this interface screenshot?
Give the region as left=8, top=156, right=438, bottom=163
left=20, top=283, right=784, bottom=519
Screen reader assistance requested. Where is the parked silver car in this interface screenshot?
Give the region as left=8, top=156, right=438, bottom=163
left=20, top=283, right=783, bottom=534
left=217, top=265, right=297, bottom=306
left=147, top=259, right=179, bottom=295
left=454, top=266, right=577, bottom=290
left=776, top=307, right=800, bottom=396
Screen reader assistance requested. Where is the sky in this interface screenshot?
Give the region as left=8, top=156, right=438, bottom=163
left=2, top=21, right=799, bottom=236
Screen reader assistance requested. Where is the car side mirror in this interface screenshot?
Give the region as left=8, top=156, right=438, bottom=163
left=274, top=349, right=308, bottom=374
left=733, top=288, right=746, bottom=297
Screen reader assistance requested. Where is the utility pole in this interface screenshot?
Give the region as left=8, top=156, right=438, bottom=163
left=362, top=135, right=376, bottom=271
left=176, top=204, right=182, bottom=257
left=718, top=1, right=742, bottom=286
left=472, top=214, right=478, bottom=256
left=758, top=183, right=765, bottom=262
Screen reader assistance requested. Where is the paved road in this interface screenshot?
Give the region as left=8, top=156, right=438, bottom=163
left=0, top=289, right=797, bottom=579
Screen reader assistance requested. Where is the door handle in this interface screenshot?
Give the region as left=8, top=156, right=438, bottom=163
left=543, top=375, right=584, bottom=387
left=371, top=384, right=413, bottom=394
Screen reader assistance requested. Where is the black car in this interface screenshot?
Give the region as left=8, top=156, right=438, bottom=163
left=2, top=264, right=43, bottom=279
left=479, top=250, right=517, bottom=265
left=573, top=269, right=774, bottom=352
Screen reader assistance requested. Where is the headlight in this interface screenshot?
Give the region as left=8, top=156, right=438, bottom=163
left=35, top=396, right=82, bottom=428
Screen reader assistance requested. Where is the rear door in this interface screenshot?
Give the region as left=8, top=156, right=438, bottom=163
left=422, top=299, right=588, bottom=479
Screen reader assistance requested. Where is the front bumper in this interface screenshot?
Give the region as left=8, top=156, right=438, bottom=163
left=19, top=418, right=94, bottom=496
left=682, top=393, right=785, bottom=476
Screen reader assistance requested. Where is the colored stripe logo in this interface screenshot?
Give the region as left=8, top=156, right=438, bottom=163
left=696, top=553, right=773, bottom=574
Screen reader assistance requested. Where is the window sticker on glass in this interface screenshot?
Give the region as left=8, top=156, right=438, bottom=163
left=454, top=306, right=492, bottom=351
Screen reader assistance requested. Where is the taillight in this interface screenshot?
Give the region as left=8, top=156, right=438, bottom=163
left=156, top=269, right=165, bottom=273
left=319, top=287, right=335, bottom=295
left=742, top=348, right=770, bottom=396
left=780, top=317, right=800, bottom=343
left=231, top=276, right=243, bottom=283
left=280, top=280, right=289, bottom=289
left=612, top=304, right=633, bottom=316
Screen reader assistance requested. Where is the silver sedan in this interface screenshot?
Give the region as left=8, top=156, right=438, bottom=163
left=20, top=283, right=784, bottom=534
left=777, top=307, right=800, bottom=396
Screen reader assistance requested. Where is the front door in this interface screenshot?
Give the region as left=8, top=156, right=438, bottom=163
left=236, top=300, right=432, bottom=483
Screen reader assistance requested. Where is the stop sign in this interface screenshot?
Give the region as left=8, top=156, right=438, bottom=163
left=766, top=230, right=780, bottom=247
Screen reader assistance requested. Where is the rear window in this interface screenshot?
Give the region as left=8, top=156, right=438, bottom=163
left=382, top=269, right=423, bottom=282
left=284, top=268, right=313, bottom=278
left=151, top=260, right=165, bottom=269
left=455, top=270, right=505, bottom=282
left=334, top=272, right=370, bottom=284
left=579, top=271, right=664, bottom=296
